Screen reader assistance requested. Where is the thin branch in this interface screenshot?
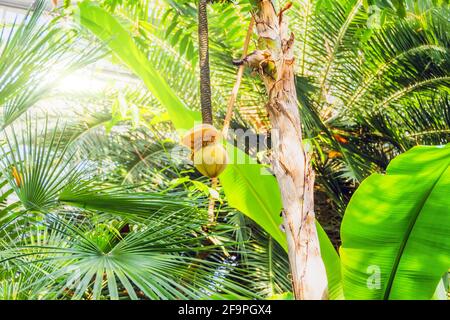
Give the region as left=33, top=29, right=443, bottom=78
left=222, top=17, right=255, bottom=137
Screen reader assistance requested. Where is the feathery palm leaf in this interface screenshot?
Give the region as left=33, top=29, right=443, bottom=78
left=0, top=0, right=102, bottom=127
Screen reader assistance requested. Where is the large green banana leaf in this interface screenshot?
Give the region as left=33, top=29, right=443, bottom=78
left=220, top=146, right=286, bottom=248
left=340, top=144, right=450, bottom=299
left=78, top=0, right=343, bottom=299
left=78, top=2, right=201, bottom=130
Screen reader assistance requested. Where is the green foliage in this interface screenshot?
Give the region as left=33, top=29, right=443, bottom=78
left=0, top=121, right=257, bottom=299
left=0, top=0, right=447, bottom=300
left=0, top=0, right=101, bottom=128
left=290, top=0, right=450, bottom=215
left=78, top=1, right=345, bottom=299
left=59, top=183, right=198, bottom=217
left=78, top=0, right=201, bottom=130
left=220, top=149, right=285, bottom=248
left=0, top=119, right=85, bottom=211
left=0, top=212, right=257, bottom=300
left=340, top=144, right=450, bottom=299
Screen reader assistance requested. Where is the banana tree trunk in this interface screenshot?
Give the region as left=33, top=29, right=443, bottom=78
left=251, top=0, right=328, bottom=299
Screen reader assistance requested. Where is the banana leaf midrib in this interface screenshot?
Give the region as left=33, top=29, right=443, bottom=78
left=383, top=160, right=449, bottom=299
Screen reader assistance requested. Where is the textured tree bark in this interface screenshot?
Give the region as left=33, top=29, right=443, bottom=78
left=250, top=0, right=328, bottom=299
left=197, top=0, right=216, bottom=226
left=198, top=0, right=213, bottom=125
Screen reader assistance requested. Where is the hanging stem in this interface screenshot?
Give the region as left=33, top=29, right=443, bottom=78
left=207, top=177, right=218, bottom=224
left=198, top=0, right=217, bottom=226
left=198, top=0, right=213, bottom=125
left=222, top=17, right=255, bottom=137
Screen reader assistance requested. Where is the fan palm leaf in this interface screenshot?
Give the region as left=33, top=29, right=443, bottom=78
left=0, top=211, right=258, bottom=300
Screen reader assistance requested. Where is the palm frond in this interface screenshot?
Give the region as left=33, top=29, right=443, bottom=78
left=0, top=0, right=102, bottom=127
left=0, top=212, right=259, bottom=300
left=59, top=182, right=199, bottom=218
left=0, top=118, right=86, bottom=211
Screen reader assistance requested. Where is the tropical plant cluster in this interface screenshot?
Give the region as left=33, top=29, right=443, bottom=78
left=0, top=0, right=448, bottom=300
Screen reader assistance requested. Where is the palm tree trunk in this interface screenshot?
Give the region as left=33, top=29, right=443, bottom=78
left=251, top=0, right=328, bottom=299
left=198, top=0, right=213, bottom=125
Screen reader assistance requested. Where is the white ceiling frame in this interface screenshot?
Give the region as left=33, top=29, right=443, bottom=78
left=0, top=1, right=81, bottom=12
